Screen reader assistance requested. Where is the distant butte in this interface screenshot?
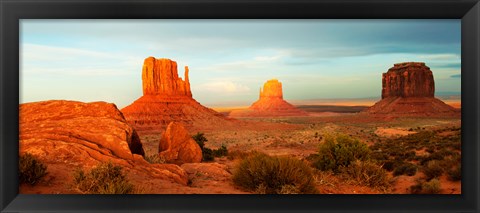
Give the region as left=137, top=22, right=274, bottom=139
left=364, top=62, right=459, bottom=117
left=230, top=79, right=307, bottom=117
left=121, top=57, right=232, bottom=131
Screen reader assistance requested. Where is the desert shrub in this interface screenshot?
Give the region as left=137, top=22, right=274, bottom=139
left=382, top=160, right=396, bottom=172
left=443, top=154, right=461, bottom=181
left=447, top=164, right=461, bottom=181
left=340, top=160, right=390, bottom=188
left=19, top=153, right=48, bottom=185
left=419, top=152, right=446, bottom=165
left=213, top=144, right=228, bottom=157
left=192, top=133, right=228, bottom=162
left=411, top=178, right=441, bottom=194
left=144, top=154, right=166, bottom=164
left=313, top=134, right=371, bottom=172
left=370, top=151, right=389, bottom=161
left=424, top=179, right=442, bottom=193
left=73, top=162, right=134, bottom=194
left=422, top=160, right=444, bottom=180
left=232, top=152, right=318, bottom=194
left=192, top=132, right=208, bottom=149
left=202, top=147, right=215, bottom=162
left=393, top=162, right=417, bottom=176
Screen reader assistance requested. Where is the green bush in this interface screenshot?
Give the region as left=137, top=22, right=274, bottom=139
left=340, top=160, right=390, bottom=188
left=192, top=133, right=228, bottom=162
left=232, top=152, right=318, bottom=194
left=313, top=134, right=371, bottom=172
left=393, top=162, right=417, bottom=176
left=19, top=153, right=48, bottom=185
left=213, top=145, right=228, bottom=157
left=422, top=160, right=444, bottom=180
left=192, top=132, right=208, bottom=149
left=73, top=162, right=134, bottom=194
left=202, top=148, right=215, bottom=162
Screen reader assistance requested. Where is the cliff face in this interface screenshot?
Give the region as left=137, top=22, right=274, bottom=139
left=260, top=79, right=283, bottom=99
left=381, top=62, right=435, bottom=99
left=122, top=57, right=233, bottom=131
left=142, top=57, right=192, bottom=97
left=364, top=62, right=459, bottom=117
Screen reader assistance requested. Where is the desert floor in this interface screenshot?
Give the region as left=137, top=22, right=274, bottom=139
left=135, top=104, right=461, bottom=194
left=20, top=104, right=461, bottom=194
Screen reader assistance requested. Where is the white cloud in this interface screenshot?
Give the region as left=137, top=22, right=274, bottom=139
left=196, top=81, right=251, bottom=93
left=419, top=54, right=459, bottom=60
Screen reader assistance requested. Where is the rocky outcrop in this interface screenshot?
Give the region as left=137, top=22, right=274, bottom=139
left=142, top=57, right=192, bottom=97
left=230, top=79, right=307, bottom=117
left=20, top=100, right=145, bottom=159
left=122, top=57, right=234, bottom=131
left=19, top=100, right=188, bottom=193
left=158, top=122, right=202, bottom=164
left=364, top=62, right=459, bottom=117
left=381, top=62, right=435, bottom=99
left=260, top=79, right=283, bottom=99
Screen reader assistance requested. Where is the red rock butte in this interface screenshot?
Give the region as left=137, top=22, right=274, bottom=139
left=364, top=62, right=459, bottom=116
left=230, top=79, right=307, bottom=117
left=121, top=57, right=231, bottom=131
left=142, top=57, right=192, bottom=97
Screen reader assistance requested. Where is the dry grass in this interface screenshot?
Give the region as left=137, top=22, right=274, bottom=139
left=73, top=162, right=135, bottom=194
left=410, top=178, right=441, bottom=194
left=340, top=160, right=391, bottom=189
left=19, top=153, right=48, bottom=185
left=232, top=152, right=318, bottom=194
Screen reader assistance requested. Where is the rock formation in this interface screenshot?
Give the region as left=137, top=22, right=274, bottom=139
left=159, top=122, right=203, bottom=164
left=230, top=79, right=307, bottom=117
left=259, top=79, right=283, bottom=99
left=381, top=62, right=435, bottom=98
left=121, top=57, right=234, bottom=131
left=364, top=62, right=459, bottom=116
left=142, top=57, right=192, bottom=97
left=19, top=100, right=188, bottom=194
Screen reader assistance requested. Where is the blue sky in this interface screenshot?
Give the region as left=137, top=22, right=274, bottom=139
left=20, top=20, right=461, bottom=108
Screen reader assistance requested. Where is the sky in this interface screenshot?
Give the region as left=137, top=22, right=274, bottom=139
left=20, top=20, right=461, bottom=108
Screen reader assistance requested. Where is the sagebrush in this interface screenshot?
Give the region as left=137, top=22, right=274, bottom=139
left=232, top=152, right=318, bottom=194
left=19, top=153, right=48, bottom=185
left=313, top=134, right=371, bottom=172
left=340, top=160, right=390, bottom=188
left=73, top=162, right=135, bottom=194
left=410, top=178, right=441, bottom=194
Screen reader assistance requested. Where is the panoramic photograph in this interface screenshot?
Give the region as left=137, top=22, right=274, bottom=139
left=19, top=20, right=461, bottom=194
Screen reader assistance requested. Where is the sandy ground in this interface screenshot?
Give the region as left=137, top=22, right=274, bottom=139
left=134, top=111, right=461, bottom=194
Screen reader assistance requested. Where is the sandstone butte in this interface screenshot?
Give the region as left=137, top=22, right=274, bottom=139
left=159, top=122, right=203, bottom=164
left=230, top=79, right=308, bottom=117
left=19, top=100, right=189, bottom=193
left=364, top=62, right=459, bottom=116
left=121, top=57, right=233, bottom=131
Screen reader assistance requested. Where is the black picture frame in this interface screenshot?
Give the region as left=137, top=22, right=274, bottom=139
left=1, top=0, right=479, bottom=212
